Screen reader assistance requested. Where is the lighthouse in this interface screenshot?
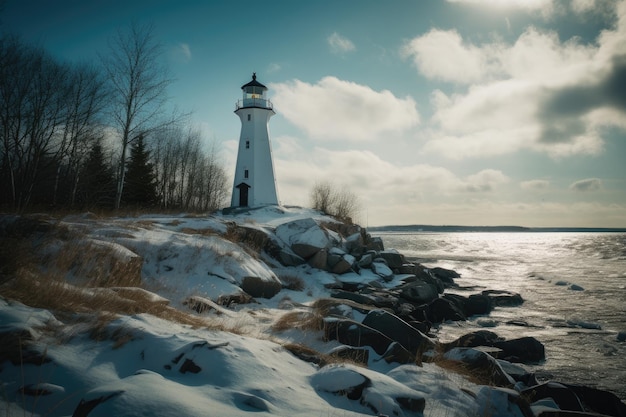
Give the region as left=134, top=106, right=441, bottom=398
left=230, top=73, right=279, bottom=207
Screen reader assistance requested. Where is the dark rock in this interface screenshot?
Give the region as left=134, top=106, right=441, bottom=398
left=179, top=358, right=201, bottom=374
left=377, top=250, right=406, bottom=269
left=362, top=309, right=436, bottom=358
left=323, top=318, right=395, bottom=355
left=617, top=331, right=626, bottom=342
left=0, top=328, right=51, bottom=366
left=429, top=267, right=460, bottom=284
left=465, top=294, right=493, bottom=316
left=308, top=248, right=327, bottom=269
left=378, top=342, right=415, bottom=364
left=357, top=252, right=373, bottom=268
left=427, top=297, right=466, bottom=323
left=563, top=384, right=626, bottom=417
left=522, top=382, right=585, bottom=412
left=399, top=280, right=439, bottom=305
left=443, top=330, right=502, bottom=351
left=492, top=337, right=545, bottom=363
left=240, top=276, right=281, bottom=299
left=396, top=396, right=426, bottom=413
left=365, top=236, right=384, bottom=251
left=331, top=290, right=378, bottom=307
left=72, top=391, right=124, bottom=417
left=482, top=289, right=524, bottom=307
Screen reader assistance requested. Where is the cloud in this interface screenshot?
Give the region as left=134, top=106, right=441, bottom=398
left=402, top=29, right=504, bottom=84
left=327, top=32, right=356, bottom=54
left=267, top=63, right=282, bottom=73
left=521, top=179, right=551, bottom=190
left=445, top=0, right=557, bottom=16
left=569, top=178, right=603, bottom=191
left=460, top=169, right=510, bottom=192
left=270, top=77, right=419, bottom=141
left=412, top=5, right=626, bottom=160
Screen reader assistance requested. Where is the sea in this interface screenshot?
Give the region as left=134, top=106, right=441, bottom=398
left=371, top=229, right=626, bottom=402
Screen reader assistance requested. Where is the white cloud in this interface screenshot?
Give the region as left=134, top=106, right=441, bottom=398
left=402, top=29, right=504, bottom=84
left=569, top=178, right=603, bottom=191
left=460, top=169, right=510, bottom=192
left=521, top=179, right=551, bottom=190
left=168, top=42, right=192, bottom=63
left=411, top=9, right=626, bottom=160
left=327, top=32, right=356, bottom=54
left=270, top=77, right=419, bottom=141
left=445, top=0, right=556, bottom=17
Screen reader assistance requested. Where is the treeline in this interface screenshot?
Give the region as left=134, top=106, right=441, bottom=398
left=0, top=23, right=229, bottom=213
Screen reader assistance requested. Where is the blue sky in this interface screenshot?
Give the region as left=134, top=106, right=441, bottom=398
left=3, top=0, right=626, bottom=227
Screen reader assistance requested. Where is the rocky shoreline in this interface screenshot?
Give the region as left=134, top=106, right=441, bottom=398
left=222, top=215, right=626, bottom=417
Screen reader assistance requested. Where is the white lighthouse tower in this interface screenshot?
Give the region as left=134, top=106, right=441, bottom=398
left=230, top=73, right=279, bottom=207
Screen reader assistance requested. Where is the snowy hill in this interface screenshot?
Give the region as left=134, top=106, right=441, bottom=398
left=1, top=206, right=624, bottom=417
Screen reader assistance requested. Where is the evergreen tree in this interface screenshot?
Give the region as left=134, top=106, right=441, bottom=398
left=79, top=142, right=116, bottom=209
left=123, top=135, right=158, bottom=207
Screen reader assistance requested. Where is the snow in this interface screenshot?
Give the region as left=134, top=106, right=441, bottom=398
left=0, top=207, right=552, bottom=417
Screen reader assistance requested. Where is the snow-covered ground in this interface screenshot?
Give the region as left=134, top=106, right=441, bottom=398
left=0, top=207, right=568, bottom=416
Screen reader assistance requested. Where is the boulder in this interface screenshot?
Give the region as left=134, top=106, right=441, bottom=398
left=357, top=252, right=374, bottom=268
left=365, top=235, right=384, bottom=251
left=429, top=267, right=460, bottom=285
left=323, top=318, right=395, bottom=355
left=563, top=384, right=626, bottom=417
left=443, top=330, right=502, bottom=351
left=328, top=248, right=355, bottom=274
left=275, top=218, right=330, bottom=259
left=240, top=276, right=281, bottom=299
left=399, top=280, right=439, bottom=305
left=427, top=297, right=466, bottom=323
left=377, top=250, right=406, bottom=269
left=308, top=248, right=327, bottom=269
left=362, top=309, right=436, bottom=357
left=371, top=260, right=394, bottom=281
left=522, top=382, right=585, bottom=412
left=482, top=290, right=524, bottom=307
left=492, top=337, right=545, bottom=363
left=465, top=294, right=493, bottom=316
left=444, top=347, right=516, bottom=387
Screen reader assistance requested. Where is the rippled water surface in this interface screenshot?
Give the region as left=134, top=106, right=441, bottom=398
left=374, top=231, right=626, bottom=401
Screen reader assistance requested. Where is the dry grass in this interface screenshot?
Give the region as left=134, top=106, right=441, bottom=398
left=271, top=309, right=325, bottom=333
left=279, top=274, right=305, bottom=291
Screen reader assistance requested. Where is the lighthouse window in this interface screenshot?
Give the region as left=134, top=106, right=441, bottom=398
left=247, top=114, right=251, bottom=121
left=246, top=140, right=250, bottom=149
left=244, top=169, right=249, bottom=179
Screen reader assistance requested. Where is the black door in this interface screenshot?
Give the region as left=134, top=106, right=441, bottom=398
left=236, top=183, right=250, bottom=207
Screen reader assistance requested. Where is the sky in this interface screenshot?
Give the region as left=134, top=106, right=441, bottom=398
left=3, top=0, right=626, bottom=227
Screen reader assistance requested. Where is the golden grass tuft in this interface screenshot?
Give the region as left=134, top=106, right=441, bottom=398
left=271, top=309, right=325, bottom=333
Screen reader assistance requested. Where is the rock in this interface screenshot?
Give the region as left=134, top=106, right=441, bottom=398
left=371, top=260, right=394, bottom=281
left=562, top=383, right=626, bottom=417
left=465, top=294, right=493, bottom=316
left=344, top=232, right=364, bottom=256
left=323, top=318, right=396, bottom=355
left=444, top=347, right=516, bottom=387
left=377, top=250, right=406, bottom=269
left=308, top=248, right=327, bottom=269
left=357, top=252, right=374, bottom=268
left=482, top=290, right=524, bottom=307
left=522, top=382, right=585, bottom=412
left=72, top=391, right=124, bottom=417
left=328, top=249, right=355, bottom=274
left=379, top=341, right=415, bottom=364
left=328, top=345, right=370, bottom=366
left=240, top=276, right=281, bottom=298
left=311, top=364, right=370, bottom=400
left=365, top=236, right=384, bottom=251
left=275, top=218, right=330, bottom=259
left=444, top=330, right=503, bottom=350
left=427, top=297, right=466, bottom=323
left=362, top=309, right=436, bottom=358
left=492, top=337, right=545, bottom=363
left=330, top=290, right=379, bottom=308
left=216, top=292, right=255, bottom=307
left=429, top=267, right=460, bottom=284
left=617, top=331, right=626, bottom=342
left=568, top=284, right=584, bottom=291
left=399, top=280, right=439, bottom=305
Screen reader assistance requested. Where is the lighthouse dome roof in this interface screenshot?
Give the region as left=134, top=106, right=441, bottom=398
left=241, top=73, right=267, bottom=90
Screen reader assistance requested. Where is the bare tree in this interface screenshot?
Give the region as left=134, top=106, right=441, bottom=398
left=102, top=22, right=173, bottom=209
left=310, top=180, right=360, bottom=222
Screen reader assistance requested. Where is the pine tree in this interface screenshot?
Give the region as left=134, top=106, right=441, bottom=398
left=123, top=135, right=158, bottom=207
left=79, top=142, right=116, bottom=209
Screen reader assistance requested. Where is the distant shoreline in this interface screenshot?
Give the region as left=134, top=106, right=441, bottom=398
left=369, top=225, right=626, bottom=233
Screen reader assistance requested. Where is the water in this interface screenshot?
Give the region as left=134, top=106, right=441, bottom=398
left=373, top=231, right=626, bottom=401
